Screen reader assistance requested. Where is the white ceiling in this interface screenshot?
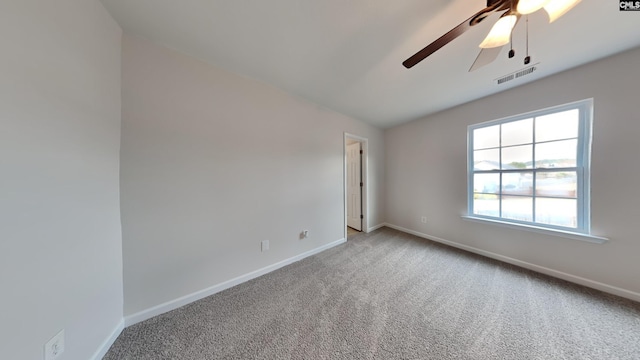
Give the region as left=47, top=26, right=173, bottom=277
left=100, top=0, right=640, bottom=128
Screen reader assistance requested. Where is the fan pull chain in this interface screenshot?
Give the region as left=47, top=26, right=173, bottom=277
left=509, top=0, right=515, bottom=58
left=509, top=28, right=515, bottom=58
left=524, top=15, right=531, bottom=65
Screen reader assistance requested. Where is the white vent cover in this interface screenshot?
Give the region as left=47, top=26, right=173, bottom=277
left=495, top=63, right=538, bottom=85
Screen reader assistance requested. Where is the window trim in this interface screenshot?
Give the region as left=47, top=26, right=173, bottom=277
left=466, top=99, right=597, bottom=237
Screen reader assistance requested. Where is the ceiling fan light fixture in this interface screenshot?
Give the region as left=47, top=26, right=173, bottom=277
left=479, top=14, right=517, bottom=49
left=544, top=0, right=582, bottom=22
left=516, top=0, right=552, bottom=14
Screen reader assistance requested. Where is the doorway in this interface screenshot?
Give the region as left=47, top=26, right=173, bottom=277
left=344, top=133, right=368, bottom=239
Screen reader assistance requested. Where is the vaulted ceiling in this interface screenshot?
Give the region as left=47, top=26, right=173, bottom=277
left=101, top=0, right=640, bottom=128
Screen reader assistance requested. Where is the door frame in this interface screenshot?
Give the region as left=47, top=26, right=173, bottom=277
left=343, top=132, right=368, bottom=240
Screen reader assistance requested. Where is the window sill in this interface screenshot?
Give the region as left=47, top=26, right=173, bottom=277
left=461, top=215, right=609, bottom=244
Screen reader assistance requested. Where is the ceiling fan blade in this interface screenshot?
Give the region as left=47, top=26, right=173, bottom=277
left=469, top=46, right=504, bottom=72
left=402, top=2, right=509, bottom=69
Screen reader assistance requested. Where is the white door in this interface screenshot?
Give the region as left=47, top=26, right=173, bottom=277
left=347, top=142, right=362, bottom=231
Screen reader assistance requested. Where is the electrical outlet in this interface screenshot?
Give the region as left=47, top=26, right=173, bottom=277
left=44, top=329, right=65, bottom=360
left=421, top=216, right=427, bottom=223
left=261, top=240, right=269, bottom=252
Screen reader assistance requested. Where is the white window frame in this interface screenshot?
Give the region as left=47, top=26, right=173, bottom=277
left=464, top=99, right=606, bottom=243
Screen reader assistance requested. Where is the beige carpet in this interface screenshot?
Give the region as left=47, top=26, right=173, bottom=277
left=105, top=227, right=640, bottom=359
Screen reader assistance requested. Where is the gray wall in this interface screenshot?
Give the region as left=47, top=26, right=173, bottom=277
left=120, top=35, right=385, bottom=316
left=385, top=47, right=640, bottom=299
left=0, top=1, right=123, bottom=359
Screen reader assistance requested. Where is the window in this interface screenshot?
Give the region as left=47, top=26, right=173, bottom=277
left=467, top=99, right=593, bottom=234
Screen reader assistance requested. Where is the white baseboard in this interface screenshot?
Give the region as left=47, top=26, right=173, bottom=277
left=124, top=238, right=347, bottom=327
left=91, top=319, right=124, bottom=360
left=367, top=223, right=385, bottom=233
left=383, top=223, right=640, bottom=303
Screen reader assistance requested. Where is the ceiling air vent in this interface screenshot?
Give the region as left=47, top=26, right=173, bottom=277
left=495, top=63, right=538, bottom=85
left=497, top=74, right=514, bottom=84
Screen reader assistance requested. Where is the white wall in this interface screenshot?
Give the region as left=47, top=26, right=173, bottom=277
left=0, top=1, right=123, bottom=359
left=385, top=47, right=640, bottom=300
left=120, top=35, right=385, bottom=316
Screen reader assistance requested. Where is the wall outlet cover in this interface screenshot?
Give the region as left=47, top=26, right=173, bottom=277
left=45, top=329, right=65, bottom=360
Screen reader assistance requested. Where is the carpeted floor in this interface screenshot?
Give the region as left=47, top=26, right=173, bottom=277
left=105, top=227, right=640, bottom=359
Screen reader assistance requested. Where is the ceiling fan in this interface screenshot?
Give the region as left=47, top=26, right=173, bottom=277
left=403, top=0, right=582, bottom=71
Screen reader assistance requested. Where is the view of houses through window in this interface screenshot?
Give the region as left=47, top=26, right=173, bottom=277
left=468, top=100, right=592, bottom=233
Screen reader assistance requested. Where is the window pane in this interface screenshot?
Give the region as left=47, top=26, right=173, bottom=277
left=473, top=194, right=499, bottom=217
left=474, top=125, right=500, bottom=150
left=474, top=149, right=500, bottom=170
left=535, top=197, right=577, bottom=228
left=535, top=171, right=577, bottom=198
left=502, top=145, right=532, bottom=169
left=536, top=109, right=579, bottom=142
left=502, top=118, right=532, bottom=146
left=474, top=173, right=500, bottom=194
left=502, top=172, right=533, bottom=195
left=502, top=196, right=533, bottom=222
left=535, top=139, right=577, bottom=168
